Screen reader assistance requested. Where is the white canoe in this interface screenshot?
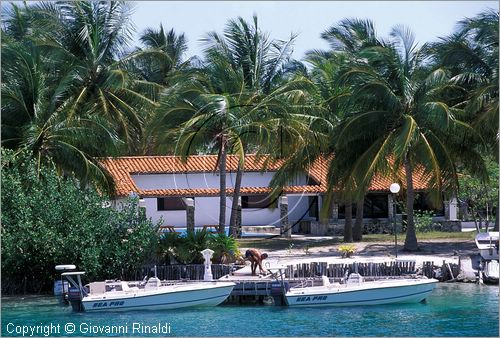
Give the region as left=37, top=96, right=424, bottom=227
left=82, top=281, right=235, bottom=312
left=285, top=274, right=438, bottom=307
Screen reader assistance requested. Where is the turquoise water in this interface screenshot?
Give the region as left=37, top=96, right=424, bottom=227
left=2, top=284, right=498, bottom=336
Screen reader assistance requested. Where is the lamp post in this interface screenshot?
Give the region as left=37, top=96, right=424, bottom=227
left=390, top=183, right=401, bottom=258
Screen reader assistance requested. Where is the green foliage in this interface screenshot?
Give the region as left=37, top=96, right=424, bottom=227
left=338, top=244, right=357, bottom=258
left=157, top=232, right=181, bottom=264
left=1, top=150, right=160, bottom=294
left=413, top=210, right=435, bottom=233
left=457, top=156, right=499, bottom=224
left=209, top=234, right=241, bottom=263
left=157, top=231, right=241, bottom=265
left=178, top=230, right=211, bottom=264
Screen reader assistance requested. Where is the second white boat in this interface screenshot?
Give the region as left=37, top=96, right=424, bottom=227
left=285, top=273, right=439, bottom=307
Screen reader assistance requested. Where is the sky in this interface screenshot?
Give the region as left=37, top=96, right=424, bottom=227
left=131, top=1, right=498, bottom=60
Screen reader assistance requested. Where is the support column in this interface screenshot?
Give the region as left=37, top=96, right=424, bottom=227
left=331, top=201, right=339, bottom=223
left=444, top=200, right=450, bottom=220
left=236, top=197, right=242, bottom=237
left=448, top=197, right=458, bottom=221
left=388, top=194, right=394, bottom=221
left=186, top=198, right=195, bottom=233
left=280, top=196, right=291, bottom=238
left=318, top=195, right=328, bottom=235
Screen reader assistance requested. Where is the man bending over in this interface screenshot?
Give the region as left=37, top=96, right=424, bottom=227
left=245, top=248, right=268, bottom=276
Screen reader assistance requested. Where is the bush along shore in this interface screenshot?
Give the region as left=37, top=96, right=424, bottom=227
left=1, top=149, right=243, bottom=294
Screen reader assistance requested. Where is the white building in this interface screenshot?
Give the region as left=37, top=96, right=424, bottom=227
left=99, top=154, right=455, bottom=234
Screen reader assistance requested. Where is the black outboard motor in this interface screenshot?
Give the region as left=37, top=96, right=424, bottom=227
left=67, top=287, right=84, bottom=312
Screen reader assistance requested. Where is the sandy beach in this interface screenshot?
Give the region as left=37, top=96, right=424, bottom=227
left=239, top=236, right=478, bottom=268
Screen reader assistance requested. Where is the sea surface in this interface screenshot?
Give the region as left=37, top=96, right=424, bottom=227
left=1, top=283, right=498, bottom=337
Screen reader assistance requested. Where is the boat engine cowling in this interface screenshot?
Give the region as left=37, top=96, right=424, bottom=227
left=145, top=277, right=161, bottom=290
left=346, top=273, right=364, bottom=285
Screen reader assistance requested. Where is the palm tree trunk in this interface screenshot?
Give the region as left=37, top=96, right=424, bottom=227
left=344, top=201, right=353, bottom=243
left=403, top=159, right=418, bottom=251
left=353, top=197, right=364, bottom=241
left=218, top=136, right=227, bottom=234
left=494, top=204, right=499, bottom=231
left=229, top=158, right=244, bottom=237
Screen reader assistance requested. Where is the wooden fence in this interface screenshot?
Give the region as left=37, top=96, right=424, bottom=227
left=123, top=264, right=234, bottom=281
left=125, top=260, right=457, bottom=282
left=284, top=261, right=418, bottom=279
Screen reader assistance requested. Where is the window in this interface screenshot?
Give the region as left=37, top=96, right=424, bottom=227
left=308, top=196, right=319, bottom=220
left=241, top=195, right=277, bottom=209
left=306, top=175, right=319, bottom=185
left=414, top=192, right=444, bottom=216
left=157, top=197, right=191, bottom=211
left=363, top=194, right=388, bottom=218
left=338, top=194, right=388, bottom=219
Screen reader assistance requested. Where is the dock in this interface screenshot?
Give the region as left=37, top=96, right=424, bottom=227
left=125, top=259, right=466, bottom=306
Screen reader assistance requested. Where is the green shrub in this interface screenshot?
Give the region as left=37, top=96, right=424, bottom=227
left=338, top=244, right=356, bottom=258
left=414, top=210, right=434, bottom=233
left=1, top=150, right=160, bottom=294
left=158, top=231, right=241, bottom=265
left=209, top=233, right=240, bottom=263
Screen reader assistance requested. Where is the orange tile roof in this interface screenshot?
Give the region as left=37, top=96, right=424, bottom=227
left=98, top=154, right=430, bottom=198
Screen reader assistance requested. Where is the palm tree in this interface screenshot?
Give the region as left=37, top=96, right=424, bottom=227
left=429, top=10, right=499, bottom=230
left=136, top=24, right=191, bottom=87
left=2, top=1, right=164, bottom=188
left=1, top=40, right=115, bottom=190
left=353, top=198, right=364, bottom=241
left=267, top=20, right=379, bottom=242
left=429, top=9, right=498, bottom=157
left=29, top=1, right=159, bottom=154
left=156, top=16, right=316, bottom=236
left=335, top=25, right=487, bottom=250
left=128, top=24, right=192, bottom=155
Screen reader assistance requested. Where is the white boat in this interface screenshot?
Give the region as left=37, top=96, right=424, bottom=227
left=475, top=231, right=499, bottom=261
left=483, top=260, right=499, bottom=284
left=63, top=271, right=235, bottom=312
left=285, top=274, right=439, bottom=307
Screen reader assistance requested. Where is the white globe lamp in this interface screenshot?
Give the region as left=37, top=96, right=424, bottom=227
left=390, top=183, right=400, bottom=194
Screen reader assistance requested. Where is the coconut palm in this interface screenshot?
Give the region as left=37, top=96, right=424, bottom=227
left=135, top=24, right=191, bottom=87
left=202, top=15, right=301, bottom=236
left=127, top=24, right=192, bottom=155
left=429, top=10, right=499, bottom=230
left=319, top=19, right=385, bottom=242
left=335, top=25, right=487, bottom=250
left=27, top=1, right=158, bottom=153
left=268, top=19, right=381, bottom=242
left=429, top=9, right=498, bottom=156
left=154, top=16, right=317, bottom=236
left=1, top=41, right=115, bottom=190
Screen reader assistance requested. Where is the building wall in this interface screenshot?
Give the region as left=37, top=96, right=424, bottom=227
left=144, top=196, right=285, bottom=227
left=132, top=171, right=307, bottom=190
left=142, top=196, right=314, bottom=228
left=134, top=171, right=312, bottom=228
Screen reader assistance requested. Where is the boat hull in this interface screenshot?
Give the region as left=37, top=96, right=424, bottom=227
left=82, top=282, right=235, bottom=312
left=286, top=279, right=438, bottom=307
left=475, top=232, right=499, bottom=261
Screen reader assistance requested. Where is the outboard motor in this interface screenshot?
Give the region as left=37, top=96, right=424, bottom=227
left=145, top=277, right=161, bottom=290
left=67, top=287, right=84, bottom=312
left=54, top=265, right=76, bottom=304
